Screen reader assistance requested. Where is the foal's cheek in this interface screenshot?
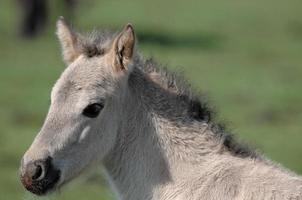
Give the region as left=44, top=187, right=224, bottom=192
left=78, top=126, right=91, bottom=142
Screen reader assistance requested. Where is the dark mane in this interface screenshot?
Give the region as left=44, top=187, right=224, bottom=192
left=137, top=57, right=258, bottom=159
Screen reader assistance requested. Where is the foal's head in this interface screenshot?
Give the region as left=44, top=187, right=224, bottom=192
left=20, top=18, right=136, bottom=195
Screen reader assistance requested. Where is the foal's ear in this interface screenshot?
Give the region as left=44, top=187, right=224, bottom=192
left=111, top=24, right=135, bottom=72
left=56, top=17, right=80, bottom=65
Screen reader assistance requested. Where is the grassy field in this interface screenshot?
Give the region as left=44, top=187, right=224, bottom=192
left=0, top=0, right=302, bottom=199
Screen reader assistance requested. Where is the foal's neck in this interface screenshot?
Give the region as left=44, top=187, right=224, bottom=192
left=104, top=68, right=225, bottom=199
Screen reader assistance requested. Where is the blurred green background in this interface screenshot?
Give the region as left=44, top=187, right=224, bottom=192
left=1, top=0, right=302, bottom=199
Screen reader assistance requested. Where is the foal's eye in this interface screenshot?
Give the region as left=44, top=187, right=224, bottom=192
left=82, top=103, right=104, bottom=118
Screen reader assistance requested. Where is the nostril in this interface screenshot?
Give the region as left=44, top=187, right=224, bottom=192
left=21, top=156, right=60, bottom=195
left=32, top=164, right=43, bottom=180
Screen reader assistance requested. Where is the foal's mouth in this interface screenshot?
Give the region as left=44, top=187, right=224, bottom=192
left=20, top=157, right=61, bottom=195
left=21, top=170, right=61, bottom=195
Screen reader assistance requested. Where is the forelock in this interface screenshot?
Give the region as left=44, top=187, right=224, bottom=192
left=78, top=30, right=116, bottom=58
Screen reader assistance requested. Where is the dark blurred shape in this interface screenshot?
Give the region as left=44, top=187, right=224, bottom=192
left=19, top=0, right=48, bottom=38
left=65, top=0, right=77, bottom=11
left=18, top=0, right=77, bottom=38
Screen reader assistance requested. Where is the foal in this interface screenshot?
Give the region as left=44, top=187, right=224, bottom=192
left=20, top=18, right=302, bottom=200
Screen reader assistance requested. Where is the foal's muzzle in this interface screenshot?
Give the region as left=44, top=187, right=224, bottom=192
left=20, top=156, right=60, bottom=195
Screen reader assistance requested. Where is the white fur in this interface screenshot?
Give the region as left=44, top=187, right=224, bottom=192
left=22, top=19, right=302, bottom=200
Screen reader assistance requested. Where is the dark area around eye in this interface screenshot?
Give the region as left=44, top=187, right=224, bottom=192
left=82, top=103, right=104, bottom=118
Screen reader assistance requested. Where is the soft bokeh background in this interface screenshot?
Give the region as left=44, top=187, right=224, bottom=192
left=1, top=0, right=302, bottom=199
